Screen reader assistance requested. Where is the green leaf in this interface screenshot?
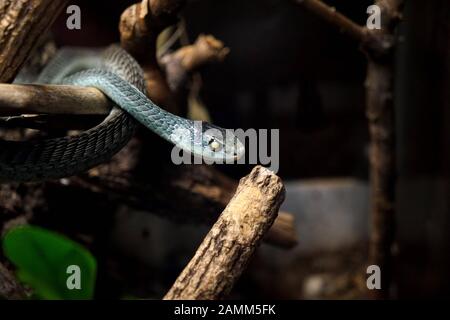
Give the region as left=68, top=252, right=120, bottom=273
left=2, top=225, right=96, bottom=300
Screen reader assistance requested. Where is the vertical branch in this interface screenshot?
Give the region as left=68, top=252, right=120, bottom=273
left=295, top=0, right=404, bottom=298
left=365, top=0, right=404, bottom=299
left=0, top=0, right=69, bottom=83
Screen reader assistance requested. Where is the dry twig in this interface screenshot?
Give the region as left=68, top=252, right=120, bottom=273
left=160, top=34, right=229, bottom=92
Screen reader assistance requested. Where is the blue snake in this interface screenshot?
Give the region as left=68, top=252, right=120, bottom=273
left=0, top=45, right=244, bottom=182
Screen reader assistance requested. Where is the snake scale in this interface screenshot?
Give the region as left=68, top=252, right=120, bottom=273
left=0, top=45, right=244, bottom=182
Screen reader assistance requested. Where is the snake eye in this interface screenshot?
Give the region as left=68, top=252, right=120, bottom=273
left=208, top=138, right=221, bottom=152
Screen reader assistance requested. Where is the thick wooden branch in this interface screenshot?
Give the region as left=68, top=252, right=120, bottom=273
left=0, top=83, right=110, bottom=129
left=164, top=166, right=285, bottom=300
left=0, top=0, right=68, bottom=83
left=0, top=83, right=110, bottom=115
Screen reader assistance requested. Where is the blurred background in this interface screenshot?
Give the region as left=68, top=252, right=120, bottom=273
left=1, top=0, right=449, bottom=299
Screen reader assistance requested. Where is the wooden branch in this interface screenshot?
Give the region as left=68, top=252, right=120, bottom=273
left=0, top=0, right=68, bottom=83
left=119, top=0, right=186, bottom=114
left=0, top=262, right=27, bottom=299
left=366, top=0, right=404, bottom=300
left=0, top=84, right=110, bottom=115
left=164, top=166, right=285, bottom=300
left=294, top=0, right=388, bottom=57
left=162, top=34, right=229, bottom=72
left=160, top=34, right=229, bottom=91
left=295, top=0, right=404, bottom=298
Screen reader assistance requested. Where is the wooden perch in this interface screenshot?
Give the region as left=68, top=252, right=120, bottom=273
left=0, top=84, right=110, bottom=115
left=164, top=166, right=285, bottom=300
left=0, top=0, right=68, bottom=83
left=160, top=34, right=229, bottom=91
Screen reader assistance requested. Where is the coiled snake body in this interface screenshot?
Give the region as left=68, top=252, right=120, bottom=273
left=0, top=45, right=244, bottom=182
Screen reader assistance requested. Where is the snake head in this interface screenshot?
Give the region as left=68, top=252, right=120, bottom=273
left=199, top=122, right=245, bottom=162
left=170, top=121, right=245, bottom=163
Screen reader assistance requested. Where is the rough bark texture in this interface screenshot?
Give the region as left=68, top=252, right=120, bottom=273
left=164, top=166, right=285, bottom=300
left=0, top=0, right=68, bottom=83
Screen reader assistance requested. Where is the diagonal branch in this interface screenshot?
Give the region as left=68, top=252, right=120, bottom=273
left=294, top=0, right=389, bottom=57
left=164, top=166, right=285, bottom=300
left=295, top=0, right=367, bottom=42
left=0, top=0, right=69, bottom=83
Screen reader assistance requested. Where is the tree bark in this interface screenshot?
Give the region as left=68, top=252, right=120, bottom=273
left=164, top=166, right=285, bottom=300
left=0, top=84, right=110, bottom=115
left=0, top=0, right=68, bottom=83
